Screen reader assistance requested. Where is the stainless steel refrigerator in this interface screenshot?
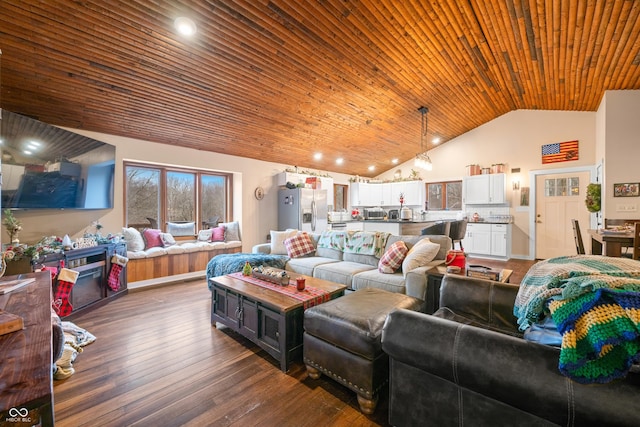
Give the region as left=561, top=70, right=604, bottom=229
left=278, top=188, right=328, bottom=233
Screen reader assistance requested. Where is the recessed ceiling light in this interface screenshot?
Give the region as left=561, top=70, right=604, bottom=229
left=336, top=157, right=344, bottom=165
left=368, top=165, right=375, bottom=171
left=432, top=137, right=441, bottom=144
left=23, top=150, right=33, bottom=155
left=313, top=152, right=322, bottom=160
left=174, top=17, right=197, bottom=36
left=391, top=158, right=399, bottom=164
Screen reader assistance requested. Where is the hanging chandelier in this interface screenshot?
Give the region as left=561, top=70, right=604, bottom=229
left=414, top=106, right=432, bottom=171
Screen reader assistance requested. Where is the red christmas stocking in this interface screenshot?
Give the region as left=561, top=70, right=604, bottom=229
left=108, top=254, right=128, bottom=291
left=53, top=268, right=80, bottom=316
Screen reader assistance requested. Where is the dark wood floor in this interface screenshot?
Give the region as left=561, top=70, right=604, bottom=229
left=53, top=257, right=536, bottom=427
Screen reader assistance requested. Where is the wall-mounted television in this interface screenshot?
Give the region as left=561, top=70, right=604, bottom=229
left=1, top=110, right=116, bottom=209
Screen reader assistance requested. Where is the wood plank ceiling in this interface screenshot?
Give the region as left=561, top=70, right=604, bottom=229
left=1, top=0, right=639, bottom=177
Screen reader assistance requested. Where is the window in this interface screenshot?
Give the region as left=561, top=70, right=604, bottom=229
left=125, top=162, right=232, bottom=232
left=545, top=177, right=580, bottom=197
left=427, top=181, right=462, bottom=210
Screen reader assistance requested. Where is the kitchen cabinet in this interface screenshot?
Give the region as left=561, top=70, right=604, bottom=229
left=462, top=173, right=506, bottom=205
left=463, top=223, right=511, bottom=258
left=350, top=181, right=425, bottom=207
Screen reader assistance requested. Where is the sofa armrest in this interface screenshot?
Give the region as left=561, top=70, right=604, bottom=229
left=252, top=243, right=272, bottom=254
left=438, top=274, right=520, bottom=335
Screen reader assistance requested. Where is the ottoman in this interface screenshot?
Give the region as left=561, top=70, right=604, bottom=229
left=303, top=288, right=423, bottom=414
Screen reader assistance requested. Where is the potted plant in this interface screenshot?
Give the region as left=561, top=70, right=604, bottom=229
left=585, top=183, right=601, bottom=212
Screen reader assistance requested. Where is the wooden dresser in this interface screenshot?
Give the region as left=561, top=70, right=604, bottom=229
left=0, top=272, right=54, bottom=426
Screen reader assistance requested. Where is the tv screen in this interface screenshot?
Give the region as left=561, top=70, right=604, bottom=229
left=1, top=110, right=116, bottom=209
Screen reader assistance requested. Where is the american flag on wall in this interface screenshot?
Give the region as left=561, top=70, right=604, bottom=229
left=541, top=140, right=579, bottom=164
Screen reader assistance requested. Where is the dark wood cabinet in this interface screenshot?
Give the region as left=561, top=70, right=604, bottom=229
left=39, top=243, right=128, bottom=319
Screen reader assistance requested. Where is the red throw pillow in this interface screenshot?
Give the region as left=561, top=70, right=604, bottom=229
left=378, top=241, right=409, bottom=273
left=142, top=228, right=164, bottom=250
left=284, top=232, right=316, bottom=258
left=211, top=225, right=226, bottom=242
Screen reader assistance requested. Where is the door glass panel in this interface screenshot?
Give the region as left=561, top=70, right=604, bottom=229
left=556, top=178, right=567, bottom=196
left=545, top=179, right=555, bottom=197
left=569, top=177, right=580, bottom=195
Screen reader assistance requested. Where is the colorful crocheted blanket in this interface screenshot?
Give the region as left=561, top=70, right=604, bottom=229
left=514, top=255, right=640, bottom=383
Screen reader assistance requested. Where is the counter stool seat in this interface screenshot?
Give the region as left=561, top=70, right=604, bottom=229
left=303, top=288, right=423, bottom=414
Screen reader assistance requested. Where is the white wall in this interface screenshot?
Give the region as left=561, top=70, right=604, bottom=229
left=377, top=109, right=597, bottom=258
left=599, top=90, right=640, bottom=219
left=12, top=131, right=353, bottom=251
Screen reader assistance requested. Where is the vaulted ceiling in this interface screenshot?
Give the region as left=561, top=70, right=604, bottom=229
left=1, top=1, right=639, bottom=177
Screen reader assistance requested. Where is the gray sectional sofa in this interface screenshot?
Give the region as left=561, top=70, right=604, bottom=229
left=252, top=231, right=451, bottom=301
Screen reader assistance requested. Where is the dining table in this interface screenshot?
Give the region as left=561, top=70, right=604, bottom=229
left=588, top=228, right=635, bottom=257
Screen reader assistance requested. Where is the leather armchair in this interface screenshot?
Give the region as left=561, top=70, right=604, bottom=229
left=381, top=274, right=640, bottom=427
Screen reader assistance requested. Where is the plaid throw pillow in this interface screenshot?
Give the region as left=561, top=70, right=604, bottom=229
left=378, top=241, right=409, bottom=273
left=284, top=232, right=316, bottom=258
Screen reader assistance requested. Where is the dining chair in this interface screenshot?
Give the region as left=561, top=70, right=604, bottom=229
left=633, top=223, right=640, bottom=260
left=571, top=219, right=586, bottom=255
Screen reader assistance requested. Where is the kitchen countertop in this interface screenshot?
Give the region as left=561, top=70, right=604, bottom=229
left=328, top=219, right=512, bottom=225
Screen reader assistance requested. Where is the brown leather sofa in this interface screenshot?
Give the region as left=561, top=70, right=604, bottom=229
left=381, top=274, right=640, bottom=426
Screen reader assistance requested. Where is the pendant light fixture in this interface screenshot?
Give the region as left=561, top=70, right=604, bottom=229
left=414, top=106, right=433, bottom=171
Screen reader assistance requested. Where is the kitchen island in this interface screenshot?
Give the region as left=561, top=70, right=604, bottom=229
left=329, top=219, right=439, bottom=235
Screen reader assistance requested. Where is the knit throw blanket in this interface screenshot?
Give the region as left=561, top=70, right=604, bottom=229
left=514, top=255, right=640, bottom=383
left=206, top=253, right=289, bottom=290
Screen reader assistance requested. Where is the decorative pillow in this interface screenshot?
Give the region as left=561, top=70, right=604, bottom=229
left=284, top=232, right=316, bottom=258
left=270, top=229, right=298, bottom=255
left=220, top=221, right=241, bottom=241
left=142, top=228, right=164, bottom=250
left=378, top=241, right=409, bottom=274
left=160, top=233, right=176, bottom=247
left=197, top=229, right=213, bottom=242
left=210, top=225, right=226, bottom=242
left=166, top=221, right=196, bottom=237
left=402, top=238, right=440, bottom=276
left=122, top=227, right=145, bottom=252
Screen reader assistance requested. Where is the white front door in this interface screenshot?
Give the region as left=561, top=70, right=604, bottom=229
left=535, top=171, right=591, bottom=259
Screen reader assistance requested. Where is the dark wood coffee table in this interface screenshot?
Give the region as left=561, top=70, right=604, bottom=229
left=210, top=271, right=346, bottom=372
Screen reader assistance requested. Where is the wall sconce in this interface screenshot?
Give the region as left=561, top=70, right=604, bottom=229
left=511, top=167, right=521, bottom=191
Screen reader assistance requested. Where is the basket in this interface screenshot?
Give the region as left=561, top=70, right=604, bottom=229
left=252, top=270, right=290, bottom=286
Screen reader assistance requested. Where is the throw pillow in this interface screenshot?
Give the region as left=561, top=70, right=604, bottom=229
left=142, top=228, right=164, bottom=250
left=166, top=221, right=196, bottom=237
left=220, top=221, right=241, bottom=241
left=210, top=225, right=226, bottom=242
left=284, top=232, right=316, bottom=258
left=122, top=227, right=145, bottom=252
left=378, top=241, right=409, bottom=274
left=160, top=233, right=176, bottom=247
left=197, top=229, right=213, bottom=242
left=402, top=238, right=440, bottom=276
left=270, top=229, right=298, bottom=255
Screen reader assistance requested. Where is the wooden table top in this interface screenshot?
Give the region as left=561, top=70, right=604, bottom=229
left=210, top=271, right=346, bottom=313
left=0, top=272, right=52, bottom=415
left=434, top=265, right=513, bottom=283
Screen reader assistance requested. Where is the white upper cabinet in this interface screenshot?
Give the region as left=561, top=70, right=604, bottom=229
left=349, top=181, right=425, bottom=207
left=463, top=173, right=506, bottom=205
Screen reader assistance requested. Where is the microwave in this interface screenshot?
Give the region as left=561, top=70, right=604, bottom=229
left=364, top=208, right=386, bottom=220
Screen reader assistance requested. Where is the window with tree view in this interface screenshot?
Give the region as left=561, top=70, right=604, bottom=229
left=427, top=181, right=462, bottom=210
left=125, top=162, right=231, bottom=232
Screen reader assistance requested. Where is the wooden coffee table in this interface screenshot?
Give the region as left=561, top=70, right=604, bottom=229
left=210, top=271, right=346, bottom=372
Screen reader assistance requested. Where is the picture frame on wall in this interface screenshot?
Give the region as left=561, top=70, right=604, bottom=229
left=613, top=183, right=640, bottom=197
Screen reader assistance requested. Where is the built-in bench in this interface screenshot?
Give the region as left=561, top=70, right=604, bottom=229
left=122, top=221, right=242, bottom=287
